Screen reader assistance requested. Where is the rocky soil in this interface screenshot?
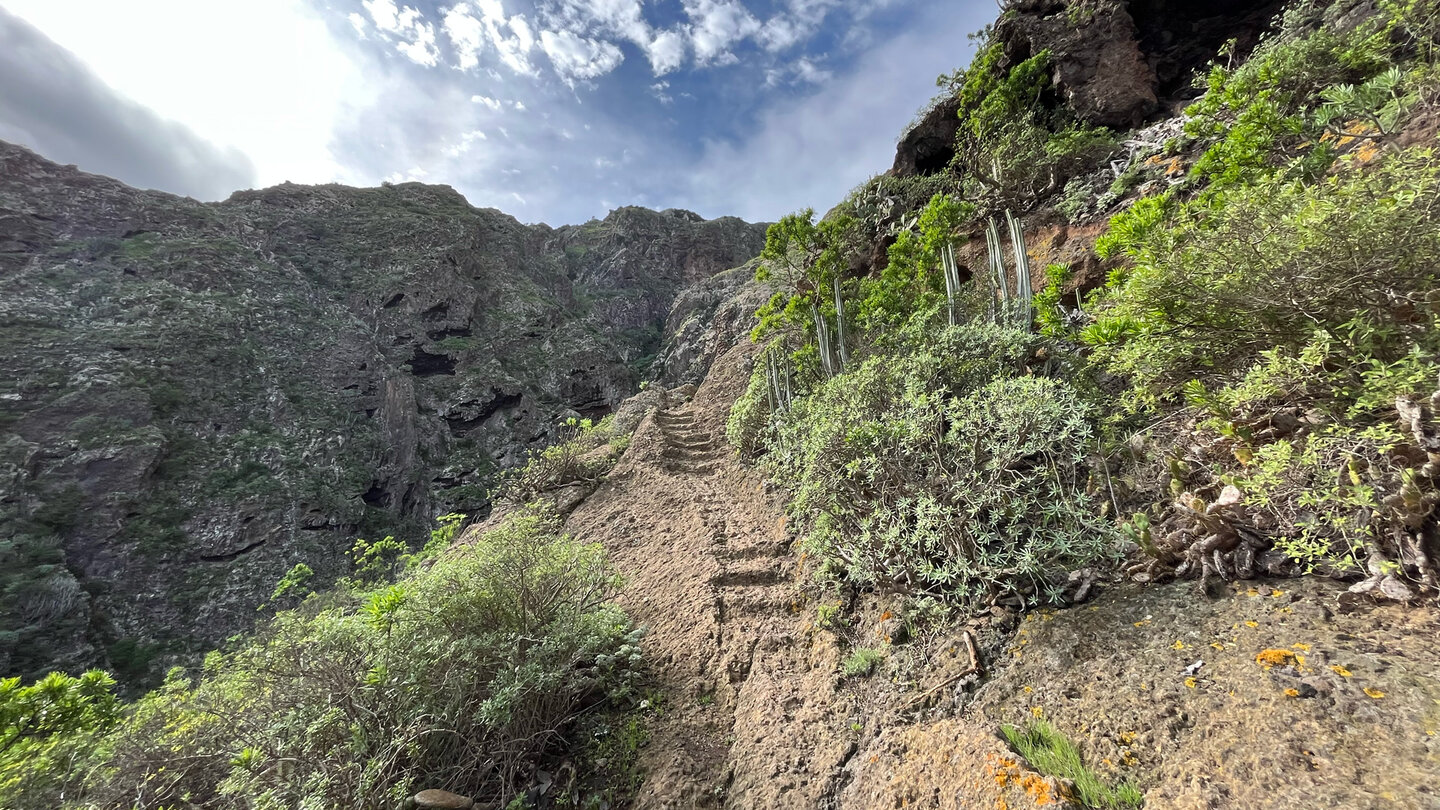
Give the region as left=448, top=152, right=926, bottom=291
left=553, top=344, right=1440, bottom=810
left=0, top=141, right=765, bottom=682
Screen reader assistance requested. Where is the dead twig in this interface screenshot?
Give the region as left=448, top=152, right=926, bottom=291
left=904, top=630, right=983, bottom=710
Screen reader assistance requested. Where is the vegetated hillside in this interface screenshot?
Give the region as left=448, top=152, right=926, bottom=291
left=5, top=0, right=1440, bottom=808
left=0, top=143, right=766, bottom=683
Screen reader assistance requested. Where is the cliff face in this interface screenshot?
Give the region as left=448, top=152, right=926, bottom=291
left=0, top=141, right=766, bottom=682
left=892, top=0, right=1289, bottom=177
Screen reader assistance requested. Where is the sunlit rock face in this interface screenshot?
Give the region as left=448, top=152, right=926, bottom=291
left=0, top=140, right=766, bottom=683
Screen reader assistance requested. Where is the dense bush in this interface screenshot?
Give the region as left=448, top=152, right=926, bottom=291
left=1085, top=0, right=1440, bottom=584
left=2, top=508, right=642, bottom=810
left=1085, top=148, right=1440, bottom=406
left=945, top=43, right=1117, bottom=208
left=0, top=670, right=119, bottom=802
left=748, top=322, right=1118, bottom=606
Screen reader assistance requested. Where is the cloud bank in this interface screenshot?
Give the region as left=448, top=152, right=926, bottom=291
left=0, top=7, right=255, bottom=199
left=1, top=0, right=996, bottom=223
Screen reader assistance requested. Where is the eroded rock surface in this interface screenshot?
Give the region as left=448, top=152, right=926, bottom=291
left=0, top=141, right=765, bottom=681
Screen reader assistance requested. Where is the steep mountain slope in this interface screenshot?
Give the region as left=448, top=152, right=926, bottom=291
left=0, top=142, right=766, bottom=681
left=553, top=346, right=1440, bottom=809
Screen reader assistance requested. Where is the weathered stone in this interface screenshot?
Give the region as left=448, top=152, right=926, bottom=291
left=0, top=139, right=766, bottom=679
left=892, top=95, right=963, bottom=177
left=995, top=1, right=1157, bottom=129
left=414, top=788, right=474, bottom=810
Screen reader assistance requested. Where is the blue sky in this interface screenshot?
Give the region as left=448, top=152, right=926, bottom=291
left=0, top=0, right=993, bottom=224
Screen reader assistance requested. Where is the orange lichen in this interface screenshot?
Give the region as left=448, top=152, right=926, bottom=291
left=1284, top=688, right=1300, bottom=698
left=1364, top=687, right=1386, bottom=699
left=1291, top=642, right=1311, bottom=652
left=1255, top=649, right=1297, bottom=669
left=1185, top=677, right=1199, bottom=689
left=1245, top=620, right=1259, bottom=628
left=1330, top=665, right=1352, bottom=678
left=987, top=755, right=1067, bottom=807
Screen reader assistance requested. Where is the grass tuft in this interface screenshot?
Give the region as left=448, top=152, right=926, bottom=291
left=1000, top=718, right=1144, bottom=809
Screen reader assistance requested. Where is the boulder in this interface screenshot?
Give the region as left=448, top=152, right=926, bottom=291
left=414, top=788, right=474, bottom=810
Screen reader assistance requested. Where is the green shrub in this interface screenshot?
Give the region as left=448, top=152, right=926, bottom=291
left=497, top=417, right=628, bottom=506
left=761, top=322, right=1118, bottom=605
left=950, top=46, right=1117, bottom=207
left=726, top=359, right=773, bottom=458
left=842, top=648, right=885, bottom=677
left=858, top=194, right=974, bottom=332
left=0, top=670, right=119, bottom=806
left=1085, top=149, right=1440, bottom=405
left=66, top=507, right=641, bottom=810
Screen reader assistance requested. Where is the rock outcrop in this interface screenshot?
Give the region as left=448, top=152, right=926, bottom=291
left=891, top=0, right=1291, bottom=176
left=0, top=141, right=766, bottom=682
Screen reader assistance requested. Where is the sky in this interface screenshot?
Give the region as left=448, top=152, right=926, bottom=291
left=0, top=0, right=992, bottom=225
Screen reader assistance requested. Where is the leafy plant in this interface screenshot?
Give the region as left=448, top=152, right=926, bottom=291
left=761, top=322, right=1118, bottom=606
left=1085, top=149, right=1440, bottom=406
left=0, top=670, right=119, bottom=807
left=842, top=648, right=885, bottom=677
left=497, top=417, right=628, bottom=507
left=23, top=509, right=641, bottom=810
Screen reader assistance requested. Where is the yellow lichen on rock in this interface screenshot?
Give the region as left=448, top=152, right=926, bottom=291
left=1255, top=649, right=1297, bottom=669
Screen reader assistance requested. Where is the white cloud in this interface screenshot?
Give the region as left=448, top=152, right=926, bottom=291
left=2, top=0, right=368, bottom=188
left=497, top=13, right=539, bottom=75
left=443, top=129, right=488, bottom=157
left=796, top=57, right=831, bottom=84
left=443, top=4, right=486, bottom=69
left=683, top=0, right=761, bottom=64
left=397, top=20, right=440, bottom=66
left=362, top=0, right=441, bottom=67
left=471, top=94, right=503, bottom=109
left=513, top=100, right=526, bottom=110
left=682, top=2, right=985, bottom=221
left=757, top=16, right=801, bottom=51
left=363, top=0, right=399, bottom=32
left=644, top=29, right=687, bottom=75
left=539, top=28, right=624, bottom=83
left=348, top=12, right=368, bottom=37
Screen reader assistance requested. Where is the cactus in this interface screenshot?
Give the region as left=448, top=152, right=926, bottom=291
left=985, top=217, right=1009, bottom=326
left=1006, top=210, right=1033, bottom=331
left=941, top=243, right=963, bottom=327
left=833, top=275, right=850, bottom=370
left=812, top=303, right=835, bottom=378
left=982, top=212, right=1035, bottom=331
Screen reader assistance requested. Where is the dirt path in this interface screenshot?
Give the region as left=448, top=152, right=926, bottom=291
left=565, top=346, right=1046, bottom=809
left=565, top=345, right=815, bottom=807
left=563, top=343, right=1440, bottom=809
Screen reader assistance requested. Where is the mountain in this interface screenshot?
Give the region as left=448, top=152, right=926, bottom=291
left=0, top=141, right=766, bottom=682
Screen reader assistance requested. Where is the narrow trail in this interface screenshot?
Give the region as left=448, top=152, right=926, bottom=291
left=564, top=347, right=858, bottom=808
left=564, top=346, right=1059, bottom=809
left=561, top=344, right=1440, bottom=809
left=552, top=341, right=1440, bottom=810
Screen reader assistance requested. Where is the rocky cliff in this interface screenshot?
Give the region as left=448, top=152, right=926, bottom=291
left=0, top=141, right=766, bottom=682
